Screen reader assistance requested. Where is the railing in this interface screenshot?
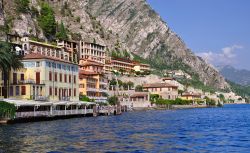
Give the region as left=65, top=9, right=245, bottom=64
left=87, top=88, right=98, bottom=92
left=53, top=110, right=65, bottom=116
left=35, top=96, right=49, bottom=101
left=60, top=97, right=70, bottom=101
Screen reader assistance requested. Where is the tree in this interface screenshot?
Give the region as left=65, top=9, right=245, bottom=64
left=38, top=3, right=56, bottom=39
left=150, top=94, right=160, bottom=103
left=108, top=96, right=119, bottom=105
left=0, top=42, right=23, bottom=98
left=15, top=0, right=30, bottom=13
left=56, top=21, right=68, bottom=40
left=135, top=85, right=143, bottom=92
left=127, top=81, right=134, bottom=90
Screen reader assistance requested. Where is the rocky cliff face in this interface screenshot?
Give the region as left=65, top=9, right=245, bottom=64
left=0, top=0, right=229, bottom=89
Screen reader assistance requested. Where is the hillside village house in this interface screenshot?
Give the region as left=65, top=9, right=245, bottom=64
left=143, top=83, right=178, bottom=100
left=163, top=77, right=185, bottom=91
left=105, top=57, right=151, bottom=75
left=79, top=41, right=106, bottom=64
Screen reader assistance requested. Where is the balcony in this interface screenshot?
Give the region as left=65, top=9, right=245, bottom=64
left=18, top=79, right=36, bottom=84
left=34, top=96, right=49, bottom=101
left=87, top=88, right=98, bottom=92
left=89, top=96, right=108, bottom=103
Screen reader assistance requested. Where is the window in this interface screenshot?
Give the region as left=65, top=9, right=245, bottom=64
left=36, top=72, right=40, bottom=84
left=60, top=73, right=62, bottom=82
left=55, top=87, right=57, bottom=96
left=74, top=75, right=76, bottom=84
left=21, top=86, right=26, bottom=95
left=20, top=74, right=24, bottom=81
left=69, top=89, right=71, bottom=96
left=36, top=62, right=40, bottom=67
left=16, top=86, right=20, bottom=96
left=9, top=86, right=13, bottom=96
left=74, top=88, right=76, bottom=96
left=55, top=73, right=57, bottom=82
left=64, top=74, right=67, bottom=83
left=49, top=87, right=52, bottom=96
left=13, top=73, right=17, bottom=84
left=49, top=71, right=52, bottom=81
left=69, top=75, right=71, bottom=83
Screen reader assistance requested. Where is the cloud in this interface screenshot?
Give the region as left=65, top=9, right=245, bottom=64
left=197, top=45, right=243, bottom=66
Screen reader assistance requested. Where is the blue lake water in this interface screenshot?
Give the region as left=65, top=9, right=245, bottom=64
left=1, top=104, right=250, bottom=153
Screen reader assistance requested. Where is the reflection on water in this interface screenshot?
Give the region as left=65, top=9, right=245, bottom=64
left=1, top=105, right=250, bottom=152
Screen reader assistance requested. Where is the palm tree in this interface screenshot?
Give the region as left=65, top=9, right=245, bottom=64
left=0, top=41, right=23, bottom=98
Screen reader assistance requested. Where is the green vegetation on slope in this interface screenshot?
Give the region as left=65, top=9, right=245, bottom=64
left=56, top=21, right=68, bottom=40
left=228, top=80, right=250, bottom=101
left=15, top=0, right=30, bottom=14
left=38, top=2, right=56, bottom=39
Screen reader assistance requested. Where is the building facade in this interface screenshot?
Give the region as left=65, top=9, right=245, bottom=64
left=0, top=53, right=79, bottom=101
left=143, top=83, right=178, bottom=100
left=79, top=70, right=108, bottom=103
left=79, top=41, right=106, bottom=64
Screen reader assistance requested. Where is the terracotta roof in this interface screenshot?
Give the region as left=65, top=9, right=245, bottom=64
left=182, top=92, right=201, bottom=97
left=111, top=57, right=133, bottom=63
left=130, top=92, right=149, bottom=98
left=83, top=60, right=104, bottom=67
left=143, top=83, right=178, bottom=88
left=23, top=53, right=78, bottom=65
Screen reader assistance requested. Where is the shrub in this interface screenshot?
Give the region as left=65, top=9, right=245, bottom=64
left=80, top=95, right=91, bottom=102
left=76, top=16, right=81, bottom=22
left=0, top=101, right=16, bottom=119
left=108, top=96, right=119, bottom=105
left=15, top=0, right=30, bottom=13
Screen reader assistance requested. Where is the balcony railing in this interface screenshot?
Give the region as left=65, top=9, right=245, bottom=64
left=35, top=96, right=49, bottom=101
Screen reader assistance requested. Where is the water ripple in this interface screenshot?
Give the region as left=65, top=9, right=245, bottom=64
left=1, top=104, right=250, bottom=152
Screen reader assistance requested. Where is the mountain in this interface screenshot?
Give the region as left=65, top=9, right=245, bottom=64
left=220, top=65, right=250, bottom=86
left=0, top=0, right=229, bottom=90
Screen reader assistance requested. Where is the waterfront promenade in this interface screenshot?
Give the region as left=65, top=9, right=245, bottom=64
left=0, top=99, right=124, bottom=124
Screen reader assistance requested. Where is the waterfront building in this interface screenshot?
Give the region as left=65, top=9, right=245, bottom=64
left=143, top=83, right=178, bottom=100
left=79, top=70, right=108, bottom=103
left=0, top=53, right=79, bottom=101
left=120, top=92, right=151, bottom=108
left=79, top=41, right=106, bottom=64
left=181, top=92, right=201, bottom=100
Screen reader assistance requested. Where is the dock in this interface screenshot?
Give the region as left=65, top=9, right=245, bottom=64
left=0, top=99, right=126, bottom=124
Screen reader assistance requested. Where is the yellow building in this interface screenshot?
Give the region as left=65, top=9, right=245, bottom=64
left=4, top=53, right=79, bottom=101
left=79, top=70, right=108, bottom=103
left=0, top=48, right=79, bottom=102
left=181, top=92, right=201, bottom=100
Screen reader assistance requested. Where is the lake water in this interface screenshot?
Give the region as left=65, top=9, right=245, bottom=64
left=1, top=104, right=250, bottom=153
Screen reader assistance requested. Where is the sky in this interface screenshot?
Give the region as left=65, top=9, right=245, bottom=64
left=147, top=0, right=250, bottom=70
